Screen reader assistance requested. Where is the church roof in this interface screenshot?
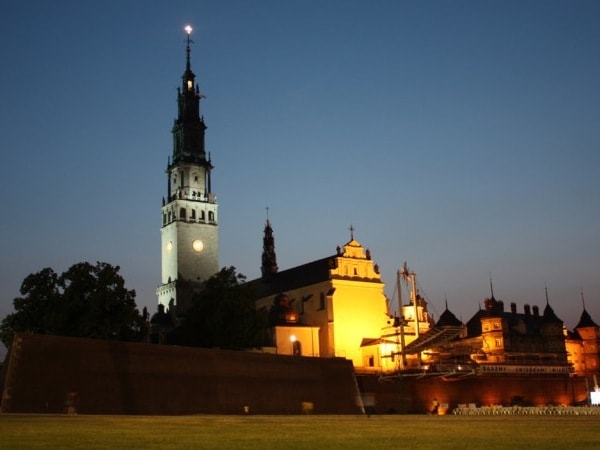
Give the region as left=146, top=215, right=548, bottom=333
left=247, top=255, right=337, bottom=299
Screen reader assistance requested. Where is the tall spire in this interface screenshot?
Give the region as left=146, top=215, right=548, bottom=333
left=184, top=24, right=193, bottom=72
left=261, top=210, right=278, bottom=280
left=489, top=273, right=495, bottom=300
left=181, top=24, right=196, bottom=93
left=171, top=24, right=210, bottom=167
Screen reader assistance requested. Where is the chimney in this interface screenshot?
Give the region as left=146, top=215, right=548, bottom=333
left=533, top=305, right=539, bottom=317
left=524, top=304, right=531, bottom=315
left=510, top=302, right=517, bottom=314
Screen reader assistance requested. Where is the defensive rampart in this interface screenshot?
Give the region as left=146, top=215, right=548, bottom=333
left=0, top=334, right=361, bottom=415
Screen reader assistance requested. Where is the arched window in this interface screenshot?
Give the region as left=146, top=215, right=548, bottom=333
left=190, top=210, right=196, bottom=220
left=200, top=210, right=205, bottom=221
left=179, top=208, right=186, bottom=220
left=163, top=213, right=167, bottom=226
left=208, top=211, right=214, bottom=222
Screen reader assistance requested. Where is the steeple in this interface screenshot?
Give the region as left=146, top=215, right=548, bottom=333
left=157, top=25, right=219, bottom=315
left=172, top=25, right=211, bottom=169
left=261, top=210, right=278, bottom=280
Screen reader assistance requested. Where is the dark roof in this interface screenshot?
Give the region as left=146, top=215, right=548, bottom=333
left=464, top=301, right=564, bottom=338
left=465, top=309, right=484, bottom=337
left=247, top=249, right=384, bottom=300
left=436, top=308, right=463, bottom=327
left=246, top=255, right=336, bottom=299
left=576, top=309, right=599, bottom=329
left=542, top=303, right=562, bottom=323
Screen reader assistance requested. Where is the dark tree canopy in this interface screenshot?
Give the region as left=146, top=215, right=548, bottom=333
left=180, top=266, right=267, bottom=350
left=0, top=262, right=142, bottom=348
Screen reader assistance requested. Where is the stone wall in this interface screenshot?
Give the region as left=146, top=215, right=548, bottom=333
left=0, top=334, right=362, bottom=415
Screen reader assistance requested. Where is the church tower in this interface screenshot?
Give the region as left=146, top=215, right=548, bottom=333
left=261, top=218, right=278, bottom=280
left=156, top=25, right=218, bottom=315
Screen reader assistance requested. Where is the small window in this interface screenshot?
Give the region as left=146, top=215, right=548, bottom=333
left=368, top=356, right=374, bottom=367
left=200, top=211, right=205, bottom=221
left=208, top=211, right=214, bottom=222
left=191, top=210, right=196, bottom=220
left=179, top=208, right=186, bottom=220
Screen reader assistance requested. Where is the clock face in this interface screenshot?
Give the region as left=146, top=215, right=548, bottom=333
left=192, top=239, right=204, bottom=252
left=166, top=241, right=173, bottom=253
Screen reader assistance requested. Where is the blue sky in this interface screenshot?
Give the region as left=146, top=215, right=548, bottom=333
left=1, top=0, right=599, bottom=356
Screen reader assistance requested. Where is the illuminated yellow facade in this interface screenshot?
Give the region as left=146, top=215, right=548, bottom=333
left=251, top=230, right=432, bottom=372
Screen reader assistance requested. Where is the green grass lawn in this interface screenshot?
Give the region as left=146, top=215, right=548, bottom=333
left=0, top=414, right=598, bottom=450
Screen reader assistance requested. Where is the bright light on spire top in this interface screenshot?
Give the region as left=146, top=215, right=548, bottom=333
left=183, top=24, right=194, bottom=72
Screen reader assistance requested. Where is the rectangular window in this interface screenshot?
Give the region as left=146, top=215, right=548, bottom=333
left=319, top=293, right=326, bottom=310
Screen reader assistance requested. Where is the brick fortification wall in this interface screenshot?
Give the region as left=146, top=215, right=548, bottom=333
left=0, top=334, right=361, bottom=415
left=357, top=373, right=588, bottom=414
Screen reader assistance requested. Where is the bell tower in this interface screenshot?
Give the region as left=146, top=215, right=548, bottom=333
left=157, top=25, right=218, bottom=315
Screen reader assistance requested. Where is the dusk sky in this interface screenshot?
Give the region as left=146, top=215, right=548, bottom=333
left=1, top=1, right=599, bottom=357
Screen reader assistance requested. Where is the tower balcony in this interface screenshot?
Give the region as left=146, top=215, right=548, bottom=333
left=168, top=189, right=217, bottom=204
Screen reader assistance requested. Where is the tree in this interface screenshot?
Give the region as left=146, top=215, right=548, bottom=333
left=0, top=262, right=142, bottom=349
left=181, top=266, right=267, bottom=350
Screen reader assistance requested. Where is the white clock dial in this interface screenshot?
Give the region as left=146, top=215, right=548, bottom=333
left=192, top=239, right=204, bottom=252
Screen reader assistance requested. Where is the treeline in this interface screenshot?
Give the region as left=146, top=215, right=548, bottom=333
left=0, top=263, right=267, bottom=351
